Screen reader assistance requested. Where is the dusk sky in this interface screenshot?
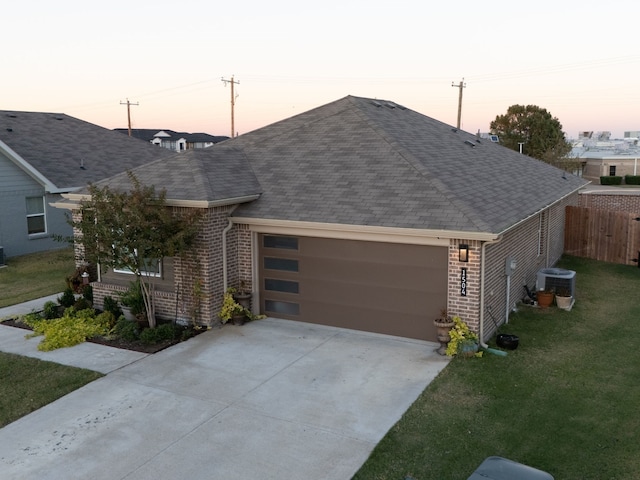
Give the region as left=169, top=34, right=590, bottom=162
left=3, top=0, right=639, bottom=139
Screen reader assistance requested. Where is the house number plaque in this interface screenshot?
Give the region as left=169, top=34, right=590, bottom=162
left=460, top=267, right=467, bottom=297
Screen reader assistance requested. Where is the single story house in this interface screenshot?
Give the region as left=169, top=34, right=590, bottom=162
left=114, top=128, right=229, bottom=152
left=59, top=96, right=588, bottom=343
left=0, top=111, right=174, bottom=259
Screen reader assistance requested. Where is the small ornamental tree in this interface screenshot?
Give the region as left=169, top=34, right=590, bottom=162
left=69, top=172, right=200, bottom=328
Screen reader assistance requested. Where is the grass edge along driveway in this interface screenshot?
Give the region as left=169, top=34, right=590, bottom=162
left=0, top=352, right=102, bottom=428
left=353, top=256, right=640, bottom=480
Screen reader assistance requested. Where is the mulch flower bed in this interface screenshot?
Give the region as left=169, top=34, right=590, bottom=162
left=0, top=318, right=207, bottom=354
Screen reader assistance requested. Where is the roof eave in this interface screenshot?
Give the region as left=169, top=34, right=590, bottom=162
left=496, top=184, right=588, bottom=237
left=0, top=139, right=57, bottom=191
left=55, top=192, right=261, bottom=210
left=230, top=216, right=499, bottom=245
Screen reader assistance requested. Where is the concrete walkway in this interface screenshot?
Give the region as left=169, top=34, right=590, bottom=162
left=0, top=311, right=449, bottom=480
left=0, top=293, right=61, bottom=319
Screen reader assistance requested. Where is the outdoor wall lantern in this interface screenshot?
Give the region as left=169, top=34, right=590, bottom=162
left=458, top=244, right=469, bottom=263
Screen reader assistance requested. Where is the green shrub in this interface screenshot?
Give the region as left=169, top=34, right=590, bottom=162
left=21, top=311, right=44, bottom=327
left=139, top=324, right=177, bottom=345
left=103, top=296, right=123, bottom=319
left=57, top=288, right=76, bottom=308
left=114, top=317, right=139, bottom=342
left=43, top=301, right=60, bottom=320
left=82, top=285, right=93, bottom=303
left=600, top=175, right=622, bottom=185
left=180, top=328, right=196, bottom=341
left=95, top=311, right=116, bottom=330
left=24, top=308, right=109, bottom=351
left=120, top=280, right=145, bottom=317
left=73, top=297, right=92, bottom=311
left=625, top=175, right=640, bottom=185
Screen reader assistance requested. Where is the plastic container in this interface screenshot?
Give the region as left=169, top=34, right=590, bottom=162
left=467, top=456, right=554, bottom=480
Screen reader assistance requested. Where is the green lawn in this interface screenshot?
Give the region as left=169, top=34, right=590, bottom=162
left=0, top=248, right=75, bottom=307
left=0, top=352, right=102, bottom=428
left=0, top=248, right=102, bottom=428
left=354, top=256, right=640, bottom=480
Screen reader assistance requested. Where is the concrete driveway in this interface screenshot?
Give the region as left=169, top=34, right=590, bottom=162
left=0, top=318, right=449, bottom=480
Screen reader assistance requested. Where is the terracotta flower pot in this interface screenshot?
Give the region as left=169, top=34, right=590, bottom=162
left=536, top=291, right=554, bottom=308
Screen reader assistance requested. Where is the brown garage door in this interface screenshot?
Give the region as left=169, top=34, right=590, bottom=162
left=258, top=234, right=447, bottom=341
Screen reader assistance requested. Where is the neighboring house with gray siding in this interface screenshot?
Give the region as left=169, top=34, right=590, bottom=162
left=0, top=111, right=174, bottom=259
left=60, top=96, right=589, bottom=344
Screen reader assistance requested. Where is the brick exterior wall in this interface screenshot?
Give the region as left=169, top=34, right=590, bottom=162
left=447, top=240, right=481, bottom=331
left=578, top=192, right=640, bottom=213
left=447, top=192, right=579, bottom=341
left=82, top=204, right=253, bottom=327
left=80, top=190, right=581, bottom=340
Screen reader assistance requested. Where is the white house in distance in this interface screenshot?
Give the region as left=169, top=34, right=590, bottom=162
left=114, top=129, right=228, bottom=152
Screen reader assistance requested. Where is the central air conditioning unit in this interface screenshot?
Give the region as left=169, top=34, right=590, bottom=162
left=536, top=268, right=576, bottom=296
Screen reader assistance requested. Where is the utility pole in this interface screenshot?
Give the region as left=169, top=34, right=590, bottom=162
left=221, top=76, right=240, bottom=137
left=119, top=99, right=139, bottom=136
left=451, top=79, right=466, bottom=129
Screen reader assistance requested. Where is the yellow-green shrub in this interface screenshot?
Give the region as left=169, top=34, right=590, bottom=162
left=24, top=308, right=111, bottom=352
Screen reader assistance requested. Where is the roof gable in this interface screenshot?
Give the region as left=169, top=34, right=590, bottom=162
left=89, top=146, right=262, bottom=206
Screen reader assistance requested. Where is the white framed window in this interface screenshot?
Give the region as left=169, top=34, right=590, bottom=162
left=26, top=196, right=46, bottom=235
left=113, top=248, right=162, bottom=277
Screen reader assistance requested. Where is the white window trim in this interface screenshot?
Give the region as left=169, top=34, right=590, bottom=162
left=26, top=196, right=47, bottom=236
left=113, top=248, right=162, bottom=277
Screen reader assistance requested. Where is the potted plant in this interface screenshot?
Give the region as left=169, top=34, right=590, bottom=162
left=218, top=288, right=248, bottom=325
left=119, top=280, right=146, bottom=324
left=555, top=288, right=573, bottom=310
left=446, top=316, right=481, bottom=357
left=536, top=289, right=555, bottom=308
left=434, top=308, right=455, bottom=355
left=234, top=280, right=252, bottom=311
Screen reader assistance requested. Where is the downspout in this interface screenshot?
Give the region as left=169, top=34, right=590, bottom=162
left=505, top=270, right=511, bottom=325
left=222, top=205, right=239, bottom=292
left=479, top=236, right=502, bottom=349
left=546, top=207, right=551, bottom=266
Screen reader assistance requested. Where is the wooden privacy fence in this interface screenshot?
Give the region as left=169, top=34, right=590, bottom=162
left=564, top=206, right=640, bottom=266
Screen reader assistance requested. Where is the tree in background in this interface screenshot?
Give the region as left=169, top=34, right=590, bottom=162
left=69, top=173, right=200, bottom=328
left=490, top=104, right=574, bottom=169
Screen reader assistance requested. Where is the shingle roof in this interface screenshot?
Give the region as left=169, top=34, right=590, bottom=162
left=0, top=111, right=174, bottom=191
left=89, top=146, right=262, bottom=204
left=228, top=96, right=588, bottom=235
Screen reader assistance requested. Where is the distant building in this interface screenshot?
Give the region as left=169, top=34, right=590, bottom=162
left=572, top=131, right=640, bottom=182
left=624, top=131, right=640, bottom=140
left=114, top=129, right=229, bottom=152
